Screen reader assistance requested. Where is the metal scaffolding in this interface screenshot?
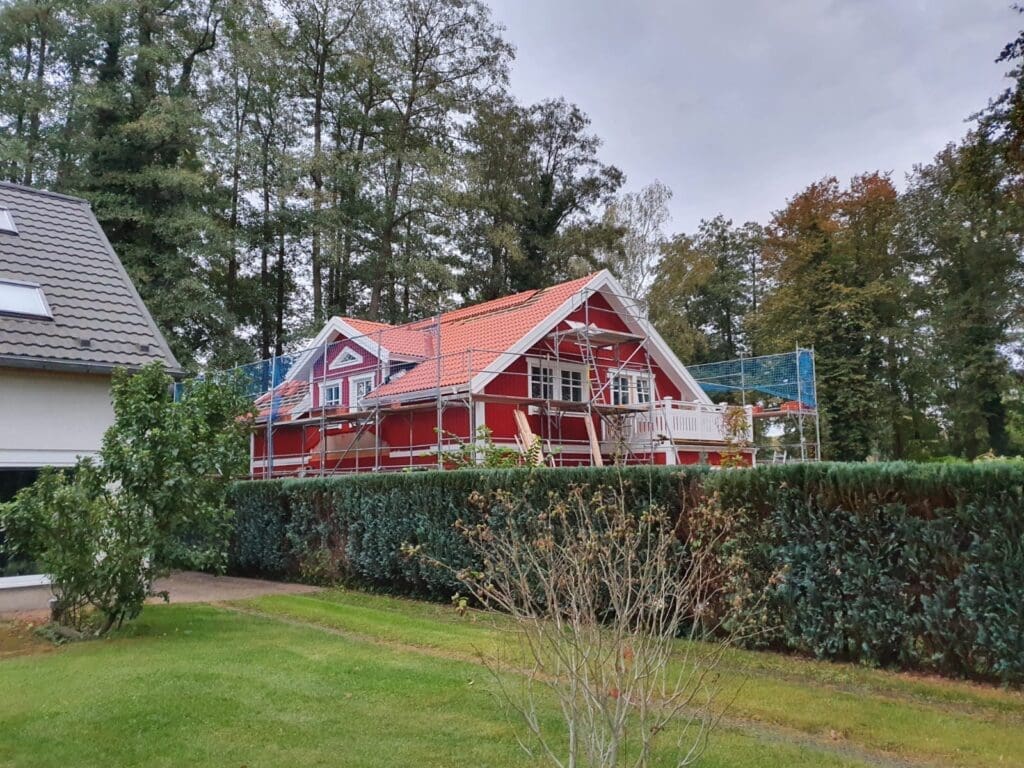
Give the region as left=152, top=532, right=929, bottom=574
left=185, top=285, right=685, bottom=478
left=687, top=348, right=822, bottom=462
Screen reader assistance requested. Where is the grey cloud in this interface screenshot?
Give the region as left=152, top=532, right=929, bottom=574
left=488, top=0, right=1013, bottom=231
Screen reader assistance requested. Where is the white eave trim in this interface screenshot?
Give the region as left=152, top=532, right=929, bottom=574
left=0, top=448, right=97, bottom=469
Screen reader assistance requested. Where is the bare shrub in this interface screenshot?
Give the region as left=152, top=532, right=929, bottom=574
left=421, top=480, right=732, bottom=768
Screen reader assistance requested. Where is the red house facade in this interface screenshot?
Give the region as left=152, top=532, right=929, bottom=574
left=251, top=271, right=752, bottom=476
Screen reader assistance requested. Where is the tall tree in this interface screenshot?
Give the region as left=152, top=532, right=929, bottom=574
left=648, top=216, right=762, bottom=364
left=602, top=180, right=672, bottom=299
left=512, top=98, right=623, bottom=292
left=456, top=97, right=623, bottom=301
left=752, top=175, right=904, bottom=461
left=902, top=136, right=1023, bottom=457
left=283, top=0, right=362, bottom=325
left=0, top=0, right=65, bottom=186
left=73, top=0, right=228, bottom=365
left=363, top=0, right=512, bottom=322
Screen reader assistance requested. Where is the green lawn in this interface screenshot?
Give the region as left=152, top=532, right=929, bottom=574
left=1, top=590, right=1021, bottom=768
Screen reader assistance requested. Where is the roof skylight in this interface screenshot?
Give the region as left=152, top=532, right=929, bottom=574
left=0, top=278, right=52, bottom=319
left=0, top=208, right=17, bottom=234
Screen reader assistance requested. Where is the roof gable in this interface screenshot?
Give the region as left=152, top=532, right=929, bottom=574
left=0, top=182, right=180, bottom=374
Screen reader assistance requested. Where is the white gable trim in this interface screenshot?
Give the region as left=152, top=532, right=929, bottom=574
left=468, top=270, right=711, bottom=404
left=285, top=317, right=390, bottom=383
left=593, top=272, right=712, bottom=404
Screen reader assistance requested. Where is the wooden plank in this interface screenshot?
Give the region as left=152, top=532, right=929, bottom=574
left=513, top=410, right=545, bottom=466
left=584, top=414, right=604, bottom=467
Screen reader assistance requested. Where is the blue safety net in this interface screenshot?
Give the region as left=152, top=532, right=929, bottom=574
left=173, top=353, right=300, bottom=420
left=687, top=349, right=816, bottom=408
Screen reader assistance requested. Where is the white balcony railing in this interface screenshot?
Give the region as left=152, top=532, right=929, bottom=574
left=627, top=400, right=752, bottom=445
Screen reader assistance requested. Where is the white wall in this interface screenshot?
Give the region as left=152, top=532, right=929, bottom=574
left=0, top=367, right=113, bottom=468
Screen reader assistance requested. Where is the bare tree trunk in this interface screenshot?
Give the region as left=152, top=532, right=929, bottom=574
left=311, top=59, right=325, bottom=324
left=275, top=204, right=287, bottom=357
left=11, top=38, right=33, bottom=182
left=259, top=144, right=273, bottom=361
left=227, top=72, right=250, bottom=301
left=23, top=20, right=48, bottom=186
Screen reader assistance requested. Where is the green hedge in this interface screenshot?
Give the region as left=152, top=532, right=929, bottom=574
left=228, top=466, right=691, bottom=596
left=228, top=462, right=1024, bottom=684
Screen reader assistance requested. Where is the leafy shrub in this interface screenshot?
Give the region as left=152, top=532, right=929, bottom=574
left=228, top=461, right=1024, bottom=684
left=0, top=364, right=253, bottom=635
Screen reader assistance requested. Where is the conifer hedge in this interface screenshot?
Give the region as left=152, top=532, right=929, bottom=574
left=227, top=462, right=1024, bottom=683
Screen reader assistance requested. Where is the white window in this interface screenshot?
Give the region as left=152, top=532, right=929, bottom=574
left=0, top=278, right=50, bottom=319
left=0, top=208, right=17, bottom=235
left=560, top=369, right=584, bottom=402
left=530, top=364, right=554, bottom=400
left=349, top=374, right=374, bottom=410
left=636, top=376, right=652, bottom=404
left=322, top=381, right=341, bottom=407
left=610, top=376, right=626, bottom=405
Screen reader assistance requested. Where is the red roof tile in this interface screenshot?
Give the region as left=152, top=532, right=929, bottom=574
left=339, top=317, right=435, bottom=359
left=254, top=379, right=308, bottom=421
left=355, top=273, right=598, bottom=400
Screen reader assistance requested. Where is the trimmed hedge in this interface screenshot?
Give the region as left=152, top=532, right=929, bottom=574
left=228, top=466, right=691, bottom=596
left=228, top=462, right=1024, bottom=684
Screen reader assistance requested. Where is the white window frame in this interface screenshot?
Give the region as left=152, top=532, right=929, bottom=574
left=321, top=380, right=342, bottom=407
left=560, top=368, right=585, bottom=403
left=607, top=370, right=654, bottom=406
left=611, top=374, right=630, bottom=405
left=529, top=362, right=555, bottom=401
left=0, top=208, right=17, bottom=235
left=527, top=358, right=590, bottom=415
left=349, top=374, right=375, bottom=412
left=0, top=278, right=51, bottom=320
left=328, top=346, right=364, bottom=371
left=635, top=375, right=652, bottom=404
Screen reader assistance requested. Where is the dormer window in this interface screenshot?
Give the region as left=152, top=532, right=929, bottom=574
left=322, top=381, right=341, bottom=407
left=0, top=278, right=51, bottom=320
left=349, top=374, right=374, bottom=411
left=0, top=208, right=17, bottom=235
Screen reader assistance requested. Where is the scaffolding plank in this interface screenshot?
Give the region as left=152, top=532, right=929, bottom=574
left=584, top=415, right=604, bottom=467
left=512, top=410, right=545, bottom=466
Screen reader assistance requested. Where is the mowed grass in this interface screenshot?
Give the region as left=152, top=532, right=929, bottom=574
left=0, top=589, right=1020, bottom=768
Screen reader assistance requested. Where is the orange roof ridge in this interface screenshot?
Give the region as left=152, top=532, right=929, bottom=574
left=337, top=317, right=395, bottom=331
left=390, top=272, right=601, bottom=332
left=333, top=273, right=602, bottom=340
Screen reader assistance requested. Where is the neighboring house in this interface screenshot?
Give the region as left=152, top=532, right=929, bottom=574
left=0, top=182, right=180, bottom=503
left=251, top=270, right=752, bottom=476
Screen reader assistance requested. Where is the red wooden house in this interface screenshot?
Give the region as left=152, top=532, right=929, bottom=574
left=250, top=270, right=752, bottom=476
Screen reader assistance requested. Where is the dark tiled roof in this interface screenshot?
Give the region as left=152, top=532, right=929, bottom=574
left=0, top=182, right=180, bottom=374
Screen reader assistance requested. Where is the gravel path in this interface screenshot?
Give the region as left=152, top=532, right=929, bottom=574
left=0, top=571, right=319, bottom=620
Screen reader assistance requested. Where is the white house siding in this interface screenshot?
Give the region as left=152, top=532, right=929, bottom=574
left=0, top=367, right=113, bottom=468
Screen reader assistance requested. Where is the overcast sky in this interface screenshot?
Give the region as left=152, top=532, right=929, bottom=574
left=487, top=1, right=1016, bottom=234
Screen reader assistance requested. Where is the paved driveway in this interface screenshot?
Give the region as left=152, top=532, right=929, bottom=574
left=0, top=571, right=319, bottom=620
